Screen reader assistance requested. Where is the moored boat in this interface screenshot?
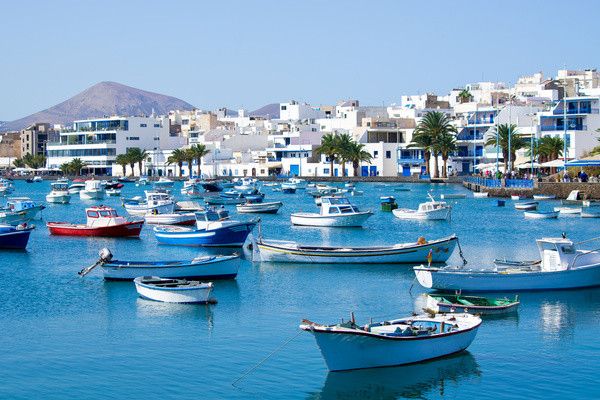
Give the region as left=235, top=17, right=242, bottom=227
left=514, top=201, right=538, bottom=211
left=533, top=194, right=556, bottom=200
left=236, top=201, right=282, bottom=214
left=441, top=193, right=467, bottom=199
left=47, top=206, right=144, bottom=237
left=300, top=313, right=481, bottom=371
left=510, top=195, right=523, bottom=201
left=425, top=294, right=520, bottom=315
left=257, top=235, right=457, bottom=263
left=144, top=210, right=196, bottom=225
left=106, top=188, right=121, bottom=196
left=290, top=197, right=372, bottom=227
left=154, top=177, right=175, bottom=189
left=524, top=210, right=558, bottom=219
left=581, top=209, right=600, bottom=218
left=414, top=236, right=600, bottom=292
left=472, top=192, right=488, bottom=198
left=68, top=182, right=85, bottom=194
left=554, top=206, right=581, bottom=215
left=380, top=196, right=398, bottom=211
left=392, top=195, right=451, bottom=221
left=79, top=180, right=105, bottom=200
left=134, top=276, right=214, bottom=303
left=46, top=181, right=71, bottom=204
left=123, top=191, right=175, bottom=216
left=0, top=224, right=34, bottom=249
left=3, top=197, right=45, bottom=220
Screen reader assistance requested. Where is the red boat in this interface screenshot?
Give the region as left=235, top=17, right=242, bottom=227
left=47, top=206, right=144, bottom=237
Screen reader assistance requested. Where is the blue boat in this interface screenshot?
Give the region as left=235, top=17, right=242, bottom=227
left=0, top=224, right=34, bottom=249
left=153, top=209, right=258, bottom=247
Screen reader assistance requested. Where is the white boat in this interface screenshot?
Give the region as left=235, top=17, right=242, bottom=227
left=533, top=194, right=556, bottom=200
left=79, top=180, right=105, bottom=200
left=68, top=182, right=85, bottom=194
left=562, top=190, right=584, bottom=205
left=290, top=197, right=372, bottom=227
left=123, top=191, right=175, bottom=216
left=3, top=197, right=45, bottom=220
left=236, top=201, right=282, bottom=214
left=554, top=206, right=581, bottom=215
left=133, top=276, right=214, bottom=304
left=257, top=235, right=457, bottom=263
left=441, top=193, right=467, bottom=199
left=106, top=189, right=121, bottom=196
left=581, top=210, right=600, bottom=218
left=514, top=201, right=538, bottom=211
left=32, top=176, right=43, bottom=182
left=143, top=212, right=196, bottom=225
left=524, top=211, right=558, bottom=219
left=300, top=313, right=481, bottom=371
left=46, top=182, right=71, bottom=204
left=414, top=236, right=600, bottom=292
left=392, top=195, right=451, bottom=221
left=154, top=177, right=174, bottom=189
left=510, top=195, right=523, bottom=201
left=286, top=177, right=307, bottom=189
left=0, top=179, right=15, bottom=195
left=233, top=177, right=258, bottom=191
left=472, top=192, right=488, bottom=198
left=424, top=294, right=520, bottom=315
left=136, top=177, right=151, bottom=186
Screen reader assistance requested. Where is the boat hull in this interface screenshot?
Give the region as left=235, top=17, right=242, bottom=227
left=290, top=212, right=372, bottom=227
left=258, top=236, right=457, bottom=264
left=426, top=295, right=519, bottom=315
left=47, top=221, right=144, bottom=237
left=414, top=265, right=600, bottom=292
left=153, top=222, right=257, bottom=247
left=236, top=202, right=282, bottom=214
left=392, top=207, right=450, bottom=221
left=0, top=228, right=33, bottom=249
left=102, top=255, right=240, bottom=280
left=144, top=213, right=196, bottom=225
left=524, top=211, right=558, bottom=219
left=80, top=190, right=105, bottom=200
left=306, top=322, right=479, bottom=371
left=134, top=279, right=213, bottom=303
left=46, top=194, right=71, bottom=204
left=125, top=203, right=175, bottom=216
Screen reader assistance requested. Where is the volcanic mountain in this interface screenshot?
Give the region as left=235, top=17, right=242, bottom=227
left=2, top=81, right=196, bottom=131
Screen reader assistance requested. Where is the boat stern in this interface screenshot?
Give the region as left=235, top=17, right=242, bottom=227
left=413, top=265, right=435, bottom=288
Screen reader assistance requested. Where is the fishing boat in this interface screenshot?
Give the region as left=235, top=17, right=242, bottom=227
left=514, top=201, right=538, bottom=211
left=79, top=247, right=240, bottom=280
left=135, top=177, right=150, bottom=186
left=106, top=188, right=121, bottom=196
left=79, top=180, right=105, bottom=200
left=201, top=180, right=223, bottom=192
left=472, top=192, right=488, bottom=198
left=0, top=179, right=15, bottom=195
left=181, top=184, right=204, bottom=199
left=205, top=195, right=247, bottom=205
left=233, top=177, right=258, bottom=191
left=3, top=197, right=45, bottom=220
left=300, top=313, right=481, bottom=371
left=533, top=194, right=556, bottom=200
left=118, top=176, right=136, bottom=183
left=510, top=195, right=523, bottom=201
left=236, top=201, right=282, bottom=214
left=554, top=206, right=581, bottom=215
left=0, top=224, right=34, bottom=249
left=524, top=210, right=558, bottom=219
left=425, top=294, right=520, bottom=315
left=282, top=187, right=296, bottom=194
left=143, top=211, right=196, bottom=225
left=68, top=182, right=85, bottom=194
left=392, top=195, right=451, bottom=221
left=123, top=191, right=175, bottom=216
left=103, top=180, right=124, bottom=190
left=133, top=277, right=214, bottom=303
left=414, top=236, right=600, bottom=292
left=562, top=190, right=585, bottom=205
left=581, top=209, right=600, bottom=218
left=441, top=193, right=467, bottom=199
left=288, top=178, right=307, bottom=189
left=154, top=177, right=175, bottom=189
left=380, top=196, right=398, bottom=211
left=290, top=197, right=373, bottom=227
left=47, top=206, right=144, bottom=237
left=257, top=235, right=457, bottom=263
left=153, top=209, right=258, bottom=247
left=46, top=181, right=71, bottom=204
left=0, top=209, right=30, bottom=226
left=32, top=176, right=43, bottom=182
left=175, top=201, right=204, bottom=212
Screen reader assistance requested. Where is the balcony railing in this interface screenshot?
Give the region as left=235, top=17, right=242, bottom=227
left=552, top=108, right=599, bottom=115
left=464, top=177, right=501, bottom=187
left=47, top=140, right=116, bottom=146
left=456, top=134, right=484, bottom=141
left=540, top=125, right=587, bottom=132
left=506, top=179, right=534, bottom=188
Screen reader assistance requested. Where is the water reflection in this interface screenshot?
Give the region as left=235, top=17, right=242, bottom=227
left=311, top=352, right=480, bottom=400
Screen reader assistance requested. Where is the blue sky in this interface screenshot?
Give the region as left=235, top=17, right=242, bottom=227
left=1, top=0, right=599, bottom=120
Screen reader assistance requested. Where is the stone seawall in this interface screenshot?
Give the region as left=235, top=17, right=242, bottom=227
left=463, top=180, right=600, bottom=199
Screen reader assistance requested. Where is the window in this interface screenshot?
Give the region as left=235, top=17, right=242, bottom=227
left=386, top=151, right=391, bottom=159
left=324, top=168, right=330, bottom=174
left=366, top=122, right=371, bottom=127
left=140, top=123, right=147, bottom=127
left=328, top=207, right=340, bottom=214
left=86, top=211, right=99, bottom=218
left=128, top=137, right=140, bottom=140
left=374, top=151, right=379, bottom=158
left=153, top=124, right=160, bottom=128
left=260, top=169, right=265, bottom=174
left=182, top=119, right=189, bottom=125
left=281, top=105, right=287, bottom=110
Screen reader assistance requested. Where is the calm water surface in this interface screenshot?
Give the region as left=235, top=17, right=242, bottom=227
left=1, top=181, right=599, bottom=399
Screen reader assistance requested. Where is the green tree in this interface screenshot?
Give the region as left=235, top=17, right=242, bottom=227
left=183, top=148, right=195, bottom=177
left=458, top=89, right=472, bottom=104
left=410, top=111, right=457, bottom=178
left=59, top=162, right=72, bottom=175
left=436, top=132, right=457, bottom=179
left=12, top=158, right=25, bottom=168
left=344, top=141, right=373, bottom=176
left=166, top=149, right=186, bottom=178
left=537, top=136, right=564, bottom=162
left=115, top=154, right=129, bottom=176
left=335, top=133, right=354, bottom=177
left=189, top=144, right=210, bottom=177
left=315, top=132, right=340, bottom=177
left=125, top=148, right=148, bottom=176
left=69, top=158, right=87, bottom=176
left=485, top=123, right=527, bottom=172
left=22, top=153, right=35, bottom=168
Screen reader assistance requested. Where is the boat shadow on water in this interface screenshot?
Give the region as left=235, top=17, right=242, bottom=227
left=310, top=352, right=480, bottom=400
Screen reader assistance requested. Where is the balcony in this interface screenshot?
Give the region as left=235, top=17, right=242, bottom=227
left=540, top=125, right=587, bottom=132
left=397, top=157, right=425, bottom=164
left=456, top=133, right=484, bottom=141
left=553, top=107, right=599, bottom=115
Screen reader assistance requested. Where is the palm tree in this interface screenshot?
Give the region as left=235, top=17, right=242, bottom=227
left=183, top=148, right=195, bottom=177
left=345, top=141, right=373, bottom=176
left=410, top=111, right=457, bottom=178
left=125, top=148, right=148, bottom=176
left=22, top=153, right=35, bottom=168
left=436, top=132, right=457, bottom=178
left=315, top=133, right=339, bottom=177
left=69, top=158, right=87, bottom=176
left=59, top=162, right=72, bottom=176
left=538, top=136, right=564, bottom=161
left=167, top=149, right=186, bottom=178
left=189, top=144, right=210, bottom=177
left=12, top=158, right=25, bottom=168
left=115, top=154, right=129, bottom=176
left=485, top=124, right=527, bottom=172
left=458, top=89, right=472, bottom=104
left=335, top=133, right=354, bottom=177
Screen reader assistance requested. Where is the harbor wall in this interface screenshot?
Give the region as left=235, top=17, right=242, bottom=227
left=463, top=180, right=600, bottom=199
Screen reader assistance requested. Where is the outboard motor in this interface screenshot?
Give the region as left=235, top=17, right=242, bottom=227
left=79, top=248, right=113, bottom=277
left=98, top=247, right=113, bottom=263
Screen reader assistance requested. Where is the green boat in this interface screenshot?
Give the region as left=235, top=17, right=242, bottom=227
left=426, top=294, right=519, bottom=315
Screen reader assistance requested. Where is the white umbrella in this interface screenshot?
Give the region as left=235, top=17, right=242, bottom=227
left=516, top=162, right=540, bottom=169
left=540, top=159, right=565, bottom=168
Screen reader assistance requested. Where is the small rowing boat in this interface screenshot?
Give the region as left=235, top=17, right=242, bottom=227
left=441, top=193, right=467, bottom=199
left=554, top=206, right=581, bottom=215
left=134, top=276, right=214, bottom=303
left=236, top=201, right=282, bottom=214
left=291, top=197, right=372, bottom=227
left=425, top=294, right=519, bottom=315
left=472, top=192, right=488, bottom=198
left=533, top=194, right=556, bottom=200
left=523, top=210, right=558, bottom=219
left=514, top=201, right=538, bottom=211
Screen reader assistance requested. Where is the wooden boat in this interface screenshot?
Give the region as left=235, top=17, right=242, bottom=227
left=47, top=206, right=144, bottom=237
left=153, top=209, right=257, bottom=247
left=143, top=211, right=196, bottom=225
left=79, top=248, right=240, bottom=280
left=0, top=224, right=34, bottom=249
left=134, top=276, right=214, bottom=303
left=425, top=294, right=520, bottom=315
left=414, top=237, right=600, bottom=292
left=514, top=201, right=538, bottom=211
left=257, top=235, right=457, bottom=263
left=524, top=211, right=558, bottom=219
left=300, top=313, right=481, bottom=371
left=510, top=195, right=523, bottom=201
left=79, top=180, right=105, bottom=200
left=392, top=195, right=451, bottom=221
left=380, top=196, right=398, bottom=211
left=68, top=182, right=85, bottom=194
left=554, top=206, right=581, bottom=215
left=441, top=193, right=467, bottom=199
left=205, top=195, right=246, bottom=205
left=472, top=192, right=488, bottom=198
left=175, top=201, right=204, bottom=212
left=0, top=210, right=30, bottom=226
left=236, top=201, right=282, bottom=214
left=201, top=180, right=224, bottom=192
left=124, top=191, right=175, bottom=216
left=291, top=197, right=372, bottom=227
left=106, top=188, right=121, bottom=196
left=46, top=182, right=71, bottom=204
left=533, top=194, right=556, bottom=200
left=154, top=177, right=175, bottom=189
left=0, top=179, right=15, bottom=195
left=3, top=197, right=45, bottom=220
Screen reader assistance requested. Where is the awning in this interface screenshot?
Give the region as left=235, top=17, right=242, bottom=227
left=516, top=162, right=540, bottom=169
left=565, top=159, right=600, bottom=167
left=540, top=159, right=565, bottom=168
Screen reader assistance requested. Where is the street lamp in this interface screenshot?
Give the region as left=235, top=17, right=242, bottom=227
left=525, top=109, right=537, bottom=177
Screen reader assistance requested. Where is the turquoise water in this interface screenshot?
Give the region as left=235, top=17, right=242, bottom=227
left=1, top=181, right=599, bottom=399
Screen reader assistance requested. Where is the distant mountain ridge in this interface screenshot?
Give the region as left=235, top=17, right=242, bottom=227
left=2, top=81, right=196, bottom=131
left=250, top=103, right=280, bottom=119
